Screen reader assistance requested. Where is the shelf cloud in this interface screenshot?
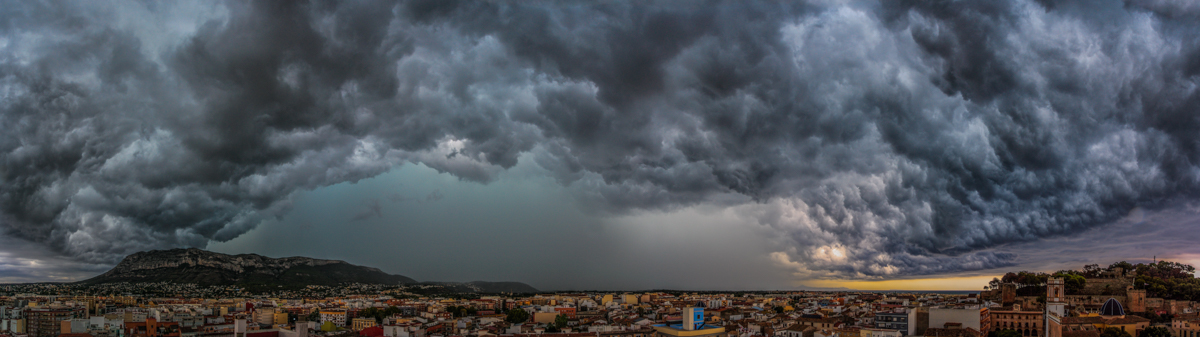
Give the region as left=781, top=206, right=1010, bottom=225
left=2, top=0, right=1199, bottom=280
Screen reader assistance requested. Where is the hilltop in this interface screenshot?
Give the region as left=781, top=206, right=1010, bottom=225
left=982, top=260, right=1200, bottom=317
left=79, top=248, right=416, bottom=288
left=79, top=249, right=538, bottom=293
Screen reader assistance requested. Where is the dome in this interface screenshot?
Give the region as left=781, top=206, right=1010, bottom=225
left=1100, top=298, right=1125, bottom=316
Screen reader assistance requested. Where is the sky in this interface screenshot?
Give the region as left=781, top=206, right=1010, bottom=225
left=1, top=0, right=1200, bottom=290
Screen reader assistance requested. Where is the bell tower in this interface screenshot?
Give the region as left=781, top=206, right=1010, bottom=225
left=1046, top=278, right=1066, bottom=317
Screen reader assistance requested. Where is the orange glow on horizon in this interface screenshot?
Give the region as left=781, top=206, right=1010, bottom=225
left=803, top=275, right=997, bottom=291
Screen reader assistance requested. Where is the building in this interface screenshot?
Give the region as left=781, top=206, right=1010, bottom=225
left=27, top=307, right=87, bottom=337
left=989, top=305, right=1044, bottom=337
left=319, top=310, right=347, bottom=327
left=912, top=307, right=986, bottom=337
left=1170, top=314, right=1200, bottom=337
left=555, top=307, right=577, bottom=319
left=861, top=328, right=904, bottom=337
left=1002, top=284, right=1017, bottom=306
left=599, top=328, right=654, bottom=337
left=795, top=317, right=842, bottom=330
left=779, top=324, right=816, bottom=337
left=875, top=312, right=909, bottom=335
left=532, top=313, right=559, bottom=324
left=1, top=318, right=27, bottom=333
left=652, top=308, right=727, bottom=337
left=1047, top=278, right=1067, bottom=337
left=910, top=308, right=930, bottom=336
left=124, top=317, right=181, bottom=337
left=922, top=327, right=982, bottom=337
left=352, top=318, right=378, bottom=331
left=624, top=295, right=640, bottom=305
left=60, top=319, right=88, bottom=334
left=253, top=307, right=278, bottom=326
left=1060, top=299, right=1150, bottom=337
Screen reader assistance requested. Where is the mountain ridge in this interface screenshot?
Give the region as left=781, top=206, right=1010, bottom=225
left=79, top=248, right=538, bottom=293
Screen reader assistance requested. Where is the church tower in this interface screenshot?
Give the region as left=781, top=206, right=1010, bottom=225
left=1046, top=277, right=1066, bottom=317
left=1046, top=278, right=1067, bottom=337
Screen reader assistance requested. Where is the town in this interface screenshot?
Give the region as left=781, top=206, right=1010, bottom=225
left=3, top=262, right=1200, bottom=337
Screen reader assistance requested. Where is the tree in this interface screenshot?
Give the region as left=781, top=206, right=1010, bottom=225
left=306, top=311, right=320, bottom=322
left=554, top=314, right=569, bottom=330
left=1101, top=327, right=1133, bottom=337
left=1109, top=261, right=1135, bottom=273
left=774, top=306, right=784, bottom=313
left=505, top=309, right=530, bottom=324
left=444, top=306, right=473, bottom=318
left=1053, top=272, right=1087, bottom=293
left=545, top=318, right=562, bottom=334
left=1139, top=326, right=1170, bottom=337
left=997, top=329, right=1022, bottom=337
left=360, top=307, right=381, bottom=323
left=383, top=306, right=404, bottom=318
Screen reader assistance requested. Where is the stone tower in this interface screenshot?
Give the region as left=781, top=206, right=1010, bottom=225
left=1002, top=283, right=1016, bottom=305
left=1127, top=286, right=1147, bottom=313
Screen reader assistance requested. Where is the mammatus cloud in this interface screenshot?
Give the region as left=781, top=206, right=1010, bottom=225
left=1, top=0, right=1198, bottom=280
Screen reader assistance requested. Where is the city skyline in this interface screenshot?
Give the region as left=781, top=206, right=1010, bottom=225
left=4, top=0, right=1200, bottom=291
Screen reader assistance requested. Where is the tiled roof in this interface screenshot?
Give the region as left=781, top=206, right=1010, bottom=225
left=784, top=324, right=817, bottom=332
left=1105, top=315, right=1150, bottom=325
left=1062, top=331, right=1100, bottom=337
left=1061, top=317, right=1105, bottom=325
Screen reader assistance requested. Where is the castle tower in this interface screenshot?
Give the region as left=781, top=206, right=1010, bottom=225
left=1002, top=283, right=1016, bottom=306
left=1127, top=286, right=1146, bottom=313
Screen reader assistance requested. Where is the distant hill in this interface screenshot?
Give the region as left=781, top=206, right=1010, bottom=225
left=399, top=281, right=540, bottom=295
left=79, top=248, right=415, bottom=288
left=78, top=248, right=539, bottom=293
left=984, top=260, right=1200, bottom=304
left=467, top=281, right=540, bottom=293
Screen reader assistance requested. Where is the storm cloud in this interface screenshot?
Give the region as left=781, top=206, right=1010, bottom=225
left=2, top=0, right=1199, bottom=280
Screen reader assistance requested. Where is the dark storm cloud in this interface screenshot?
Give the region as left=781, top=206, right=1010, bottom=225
left=0, top=236, right=108, bottom=283
left=1, top=0, right=1199, bottom=279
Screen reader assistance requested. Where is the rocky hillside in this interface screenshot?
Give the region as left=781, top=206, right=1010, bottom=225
left=79, top=248, right=416, bottom=287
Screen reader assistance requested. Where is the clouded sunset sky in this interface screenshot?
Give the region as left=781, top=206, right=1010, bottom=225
left=2, top=0, right=1200, bottom=290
